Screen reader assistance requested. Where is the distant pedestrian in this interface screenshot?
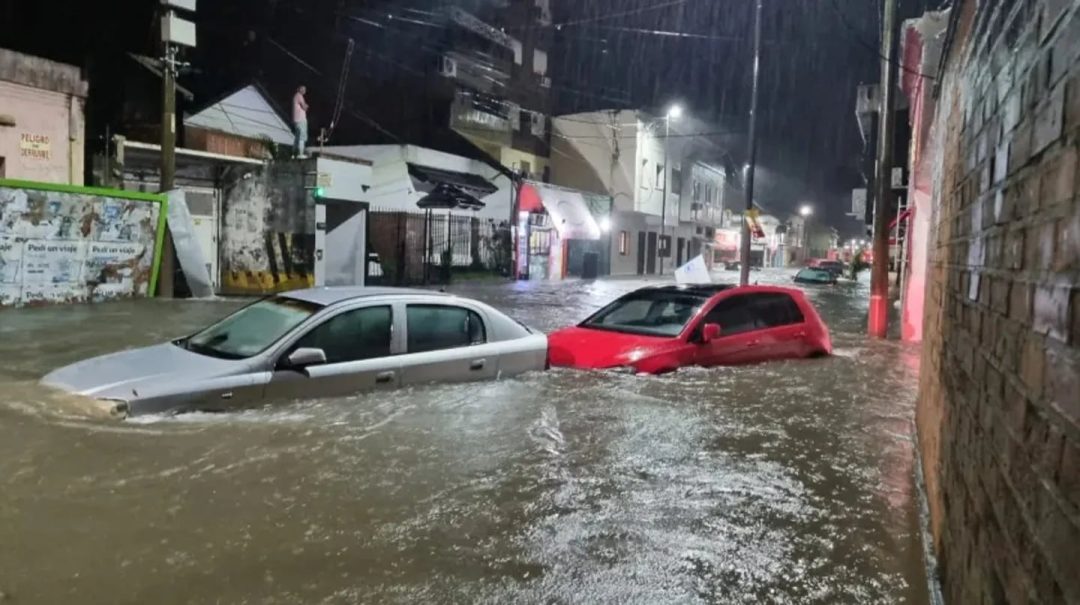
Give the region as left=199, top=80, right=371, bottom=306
left=293, top=85, right=309, bottom=157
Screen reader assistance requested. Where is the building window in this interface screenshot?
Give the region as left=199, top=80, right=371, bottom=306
left=533, top=49, right=548, bottom=76
left=655, top=163, right=665, bottom=190
left=641, top=159, right=650, bottom=189
left=671, top=168, right=682, bottom=195
left=0, top=156, right=5, bottom=178
left=658, top=235, right=672, bottom=257
left=618, top=231, right=630, bottom=255
left=692, top=180, right=701, bottom=201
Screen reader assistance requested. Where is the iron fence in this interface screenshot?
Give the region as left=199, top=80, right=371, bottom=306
left=367, top=208, right=512, bottom=286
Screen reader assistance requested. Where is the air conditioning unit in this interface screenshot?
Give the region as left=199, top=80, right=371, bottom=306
left=530, top=112, right=546, bottom=136
left=540, top=76, right=551, bottom=88
left=439, top=56, right=458, bottom=78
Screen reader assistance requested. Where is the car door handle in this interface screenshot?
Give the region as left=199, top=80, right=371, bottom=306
left=745, top=340, right=760, bottom=348
left=470, top=359, right=486, bottom=371
left=375, top=371, right=395, bottom=384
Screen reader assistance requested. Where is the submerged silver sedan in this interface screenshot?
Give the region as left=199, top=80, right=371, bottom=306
left=42, top=287, right=548, bottom=417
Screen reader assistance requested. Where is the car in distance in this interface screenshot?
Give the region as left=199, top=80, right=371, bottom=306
left=547, top=284, right=831, bottom=374
left=42, top=287, right=547, bottom=417
left=808, top=258, right=845, bottom=278
left=794, top=267, right=838, bottom=285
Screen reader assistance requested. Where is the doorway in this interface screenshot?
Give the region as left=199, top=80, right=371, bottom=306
left=676, top=237, right=686, bottom=266
left=646, top=231, right=657, bottom=274
left=636, top=231, right=646, bottom=275
left=315, top=199, right=370, bottom=287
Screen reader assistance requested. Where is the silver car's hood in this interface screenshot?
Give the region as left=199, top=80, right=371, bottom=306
left=41, top=342, right=249, bottom=401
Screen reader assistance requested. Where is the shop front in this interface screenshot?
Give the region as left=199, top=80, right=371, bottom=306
left=515, top=181, right=611, bottom=281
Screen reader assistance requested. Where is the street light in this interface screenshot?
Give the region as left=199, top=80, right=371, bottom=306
left=667, top=104, right=683, bottom=120
left=799, top=204, right=813, bottom=217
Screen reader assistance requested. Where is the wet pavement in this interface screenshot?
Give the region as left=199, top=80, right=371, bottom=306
left=0, top=269, right=927, bottom=604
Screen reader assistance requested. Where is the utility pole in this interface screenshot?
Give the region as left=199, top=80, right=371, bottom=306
left=869, top=0, right=897, bottom=338
left=158, top=0, right=196, bottom=298
left=739, top=0, right=763, bottom=287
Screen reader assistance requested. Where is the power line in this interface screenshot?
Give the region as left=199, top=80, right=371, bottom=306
left=547, top=0, right=693, bottom=30
left=267, top=37, right=402, bottom=142
left=826, top=0, right=936, bottom=80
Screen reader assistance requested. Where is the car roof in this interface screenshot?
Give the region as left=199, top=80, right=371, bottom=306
left=279, top=286, right=449, bottom=306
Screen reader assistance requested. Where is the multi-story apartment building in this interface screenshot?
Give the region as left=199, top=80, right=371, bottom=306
left=549, top=110, right=727, bottom=275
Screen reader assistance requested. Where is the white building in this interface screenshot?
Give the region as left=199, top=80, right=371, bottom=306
left=549, top=110, right=725, bottom=276
left=0, top=48, right=88, bottom=184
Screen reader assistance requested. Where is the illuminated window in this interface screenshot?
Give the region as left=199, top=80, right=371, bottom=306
left=618, top=231, right=630, bottom=255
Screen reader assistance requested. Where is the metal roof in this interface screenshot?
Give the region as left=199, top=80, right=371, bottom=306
left=280, top=286, right=449, bottom=305
left=184, top=85, right=293, bottom=145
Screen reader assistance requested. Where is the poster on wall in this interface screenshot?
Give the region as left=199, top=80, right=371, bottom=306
left=0, top=184, right=162, bottom=307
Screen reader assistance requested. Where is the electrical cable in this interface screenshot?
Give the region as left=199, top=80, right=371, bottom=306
left=826, top=0, right=937, bottom=80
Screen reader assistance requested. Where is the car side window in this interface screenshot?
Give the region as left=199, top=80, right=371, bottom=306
left=702, top=295, right=760, bottom=336
left=407, top=305, right=486, bottom=353
left=292, top=305, right=393, bottom=364
left=701, top=293, right=805, bottom=337
left=753, top=293, right=805, bottom=327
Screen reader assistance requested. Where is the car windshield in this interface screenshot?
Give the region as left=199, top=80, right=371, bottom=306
left=581, top=290, right=705, bottom=337
left=182, top=297, right=323, bottom=359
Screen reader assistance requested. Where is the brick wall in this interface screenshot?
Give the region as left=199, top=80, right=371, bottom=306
left=916, top=0, right=1080, bottom=603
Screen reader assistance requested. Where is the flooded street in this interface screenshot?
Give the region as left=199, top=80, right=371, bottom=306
left=0, top=270, right=927, bottom=604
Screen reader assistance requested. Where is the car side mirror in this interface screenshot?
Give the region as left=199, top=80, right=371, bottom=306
left=286, top=347, right=327, bottom=369
left=701, top=323, right=722, bottom=344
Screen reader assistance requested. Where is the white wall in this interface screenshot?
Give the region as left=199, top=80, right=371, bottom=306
left=550, top=111, right=637, bottom=211
left=314, top=156, right=374, bottom=203
left=680, top=162, right=725, bottom=225
left=0, top=80, right=84, bottom=184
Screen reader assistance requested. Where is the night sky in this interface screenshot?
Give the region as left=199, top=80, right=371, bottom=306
left=1, top=0, right=938, bottom=234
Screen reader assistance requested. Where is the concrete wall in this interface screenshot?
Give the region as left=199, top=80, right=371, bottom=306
left=0, top=49, right=87, bottom=185
left=219, top=161, right=314, bottom=294
left=916, top=1, right=1080, bottom=603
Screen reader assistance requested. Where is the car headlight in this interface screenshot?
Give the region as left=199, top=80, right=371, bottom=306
left=98, top=398, right=130, bottom=418
left=605, top=365, right=639, bottom=375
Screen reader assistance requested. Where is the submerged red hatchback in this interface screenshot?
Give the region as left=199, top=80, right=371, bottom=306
left=547, top=284, right=831, bottom=374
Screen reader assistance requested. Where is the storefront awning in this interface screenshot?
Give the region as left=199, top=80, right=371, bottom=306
left=408, top=163, right=499, bottom=211
left=408, top=164, right=497, bottom=197
left=522, top=182, right=602, bottom=240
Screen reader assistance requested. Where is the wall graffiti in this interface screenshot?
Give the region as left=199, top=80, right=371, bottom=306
left=0, top=181, right=164, bottom=307
left=219, top=163, right=315, bottom=295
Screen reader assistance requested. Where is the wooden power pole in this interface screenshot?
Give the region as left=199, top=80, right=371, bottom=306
left=869, top=0, right=897, bottom=337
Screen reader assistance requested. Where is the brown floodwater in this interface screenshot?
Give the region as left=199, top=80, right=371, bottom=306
left=0, top=269, right=927, bottom=604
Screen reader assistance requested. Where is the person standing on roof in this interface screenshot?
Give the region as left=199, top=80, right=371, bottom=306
left=292, top=85, right=309, bottom=158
